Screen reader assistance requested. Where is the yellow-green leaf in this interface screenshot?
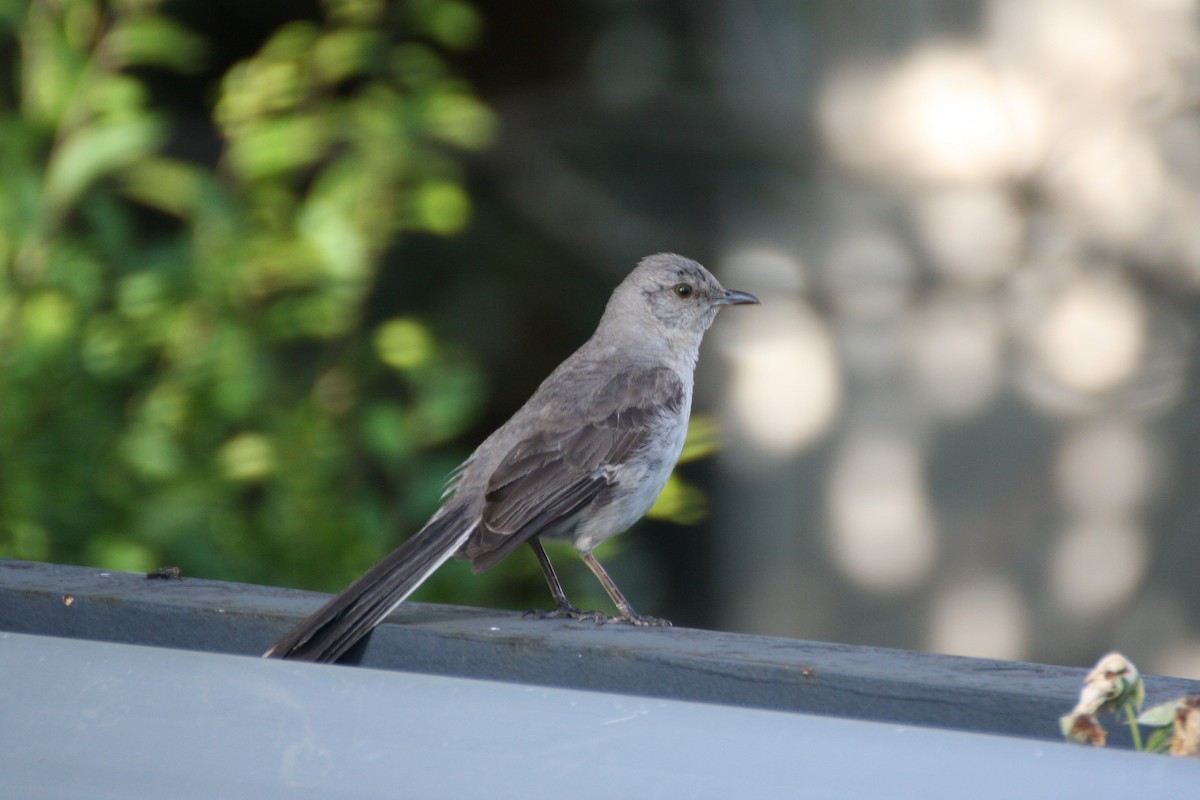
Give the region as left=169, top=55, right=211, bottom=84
left=647, top=474, right=707, bottom=525
left=108, top=15, right=207, bottom=72
left=44, top=116, right=165, bottom=214
left=679, top=414, right=721, bottom=464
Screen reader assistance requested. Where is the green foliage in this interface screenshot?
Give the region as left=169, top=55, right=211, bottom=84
left=0, top=0, right=496, bottom=591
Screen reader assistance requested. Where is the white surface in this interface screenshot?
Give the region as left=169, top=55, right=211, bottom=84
left=0, top=631, right=1195, bottom=799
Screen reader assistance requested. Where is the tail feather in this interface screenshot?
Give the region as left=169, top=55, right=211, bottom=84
left=264, top=507, right=473, bottom=662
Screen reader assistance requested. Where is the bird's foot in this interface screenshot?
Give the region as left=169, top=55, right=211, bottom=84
left=523, top=604, right=608, bottom=624
left=524, top=604, right=672, bottom=627
left=607, top=612, right=672, bottom=628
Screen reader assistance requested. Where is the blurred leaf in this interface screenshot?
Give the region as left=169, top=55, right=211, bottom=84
left=225, top=115, right=330, bottom=180
left=86, top=537, right=157, bottom=574
left=313, top=28, right=388, bottom=83
left=3, top=520, right=51, bottom=561
left=412, top=179, right=470, bottom=235
left=413, top=358, right=486, bottom=444
left=375, top=317, right=435, bottom=370
left=1144, top=724, right=1175, bottom=755
left=218, top=432, right=276, bottom=482
left=139, top=381, right=191, bottom=432
left=209, top=324, right=265, bottom=419
left=19, top=5, right=84, bottom=126
left=390, top=42, right=447, bottom=87
left=45, top=239, right=106, bottom=307
left=215, top=42, right=313, bottom=132
left=312, top=366, right=357, bottom=416
left=63, top=0, right=103, bottom=50
left=131, top=482, right=215, bottom=548
left=266, top=291, right=359, bottom=339
left=81, top=314, right=140, bottom=377
left=1138, top=702, right=1179, bottom=728
left=261, top=20, right=321, bottom=61
left=108, top=14, right=207, bottom=72
left=426, top=90, right=495, bottom=150
left=324, top=0, right=385, bottom=26
left=361, top=402, right=414, bottom=460
left=119, top=424, right=184, bottom=480
left=117, top=270, right=169, bottom=319
left=678, top=414, right=720, bottom=464
left=0, top=0, right=29, bottom=31
left=20, top=290, right=76, bottom=347
left=299, top=165, right=371, bottom=281
left=415, top=0, right=482, bottom=50
left=117, top=157, right=206, bottom=217
left=646, top=473, right=708, bottom=525
left=85, top=74, right=148, bottom=124
left=43, top=116, right=165, bottom=215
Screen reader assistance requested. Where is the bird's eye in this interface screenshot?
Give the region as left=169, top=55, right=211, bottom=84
left=673, top=282, right=694, bottom=299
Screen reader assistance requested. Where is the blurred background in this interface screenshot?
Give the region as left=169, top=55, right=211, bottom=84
left=3, top=0, right=1200, bottom=678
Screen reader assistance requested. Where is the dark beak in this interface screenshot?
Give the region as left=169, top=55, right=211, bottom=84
left=714, top=289, right=760, bottom=306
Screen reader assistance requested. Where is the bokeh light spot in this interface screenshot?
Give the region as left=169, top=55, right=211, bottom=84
left=1050, top=517, right=1149, bottom=618
left=927, top=576, right=1029, bottom=659
left=826, top=435, right=938, bottom=593
left=374, top=318, right=435, bottom=370
left=1032, top=275, right=1145, bottom=394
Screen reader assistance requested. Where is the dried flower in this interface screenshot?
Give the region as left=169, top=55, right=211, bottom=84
left=1060, top=712, right=1108, bottom=746
left=1169, top=697, right=1200, bottom=757
left=1060, top=651, right=1145, bottom=747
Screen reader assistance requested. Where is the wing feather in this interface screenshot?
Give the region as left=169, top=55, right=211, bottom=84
left=462, top=366, right=684, bottom=571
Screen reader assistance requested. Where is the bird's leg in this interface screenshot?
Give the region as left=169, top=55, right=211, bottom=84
left=579, top=551, right=672, bottom=627
left=523, top=540, right=607, bottom=623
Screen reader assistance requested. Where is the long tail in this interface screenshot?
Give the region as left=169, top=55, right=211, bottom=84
left=264, top=506, right=474, bottom=662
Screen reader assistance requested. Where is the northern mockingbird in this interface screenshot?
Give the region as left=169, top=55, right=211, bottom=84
left=265, top=253, right=758, bottom=662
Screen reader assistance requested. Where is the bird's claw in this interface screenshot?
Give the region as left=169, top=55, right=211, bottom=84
left=525, top=605, right=672, bottom=627
left=620, top=614, right=672, bottom=628
left=523, top=604, right=604, bottom=623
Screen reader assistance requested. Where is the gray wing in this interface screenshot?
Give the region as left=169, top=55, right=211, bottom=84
left=462, top=365, right=685, bottom=572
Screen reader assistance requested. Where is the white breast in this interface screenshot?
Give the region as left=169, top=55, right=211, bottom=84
left=570, top=398, right=692, bottom=554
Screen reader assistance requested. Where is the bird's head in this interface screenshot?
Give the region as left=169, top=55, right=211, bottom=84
left=608, top=253, right=759, bottom=346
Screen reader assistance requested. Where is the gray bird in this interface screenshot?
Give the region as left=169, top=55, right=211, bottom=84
left=265, top=253, right=758, bottom=662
